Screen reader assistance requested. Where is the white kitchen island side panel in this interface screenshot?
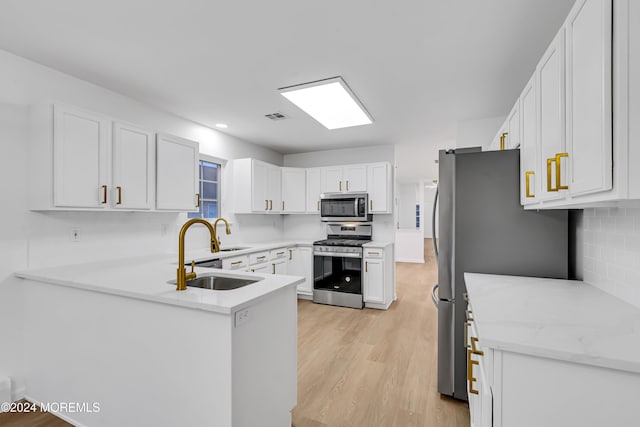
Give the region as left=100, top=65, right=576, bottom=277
left=22, top=278, right=298, bottom=427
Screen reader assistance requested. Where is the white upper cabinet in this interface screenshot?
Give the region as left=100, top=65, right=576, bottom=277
left=506, top=101, right=520, bottom=149
left=112, top=121, right=155, bottom=210
left=520, top=74, right=539, bottom=206
left=52, top=104, right=110, bottom=208
left=565, top=0, right=612, bottom=197
left=233, top=158, right=282, bottom=213
left=306, top=168, right=322, bottom=213
left=367, top=163, right=392, bottom=213
left=321, top=166, right=343, bottom=193
left=344, top=164, right=367, bottom=192
left=537, top=28, right=566, bottom=202
left=155, top=133, right=199, bottom=211
left=282, top=168, right=306, bottom=213
left=321, top=164, right=367, bottom=193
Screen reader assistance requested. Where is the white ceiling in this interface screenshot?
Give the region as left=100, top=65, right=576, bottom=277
left=0, top=0, right=574, bottom=154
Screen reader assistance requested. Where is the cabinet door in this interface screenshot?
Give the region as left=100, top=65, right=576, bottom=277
left=364, top=258, right=384, bottom=303
left=321, top=166, right=343, bottom=193
left=268, top=165, right=282, bottom=213
left=344, top=165, right=367, bottom=192
left=507, top=101, right=520, bottom=149
left=53, top=104, right=109, bottom=208
left=520, top=74, right=539, bottom=205
left=251, top=160, right=269, bottom=212
left=537, top=29, right=566, bottom=201
left=565, top=0, right=612, bottom=196
left=367, top=163, right=391, bottom=213
left=287, top=247, right=313, bottom=294
left=282, top=168, right=306, bottom=213
left=156, top=134, right=199, bottom=210
left=306, top=168, right=322, bottom=213
left=112, top=122, right=155, bottom=210
left=273, top=258, right=287, bottom=274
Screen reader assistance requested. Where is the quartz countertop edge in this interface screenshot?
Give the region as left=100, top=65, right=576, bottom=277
left=464, top=272, right=640, bottom=374
left=15, top=254, right=304, bottom=314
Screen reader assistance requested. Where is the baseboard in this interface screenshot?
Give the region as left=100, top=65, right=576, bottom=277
left=396, top=257, right=425, bottom=264
left=12, top=384, right=26, bottom=402
left=297, top=292, right=313, bottom=300
left=25, top=394, right=89, bottom=427
left=365, top=300, right=393, bottom=310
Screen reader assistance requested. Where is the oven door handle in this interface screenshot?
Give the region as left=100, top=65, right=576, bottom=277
left=313, top=251, right=362, bottom=259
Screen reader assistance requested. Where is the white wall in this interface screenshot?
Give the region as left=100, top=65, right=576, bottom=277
left=0, top=49, right=284, bottom=400
left=456, top=115, right=505, bottom=150
left=582, top=207, right=640, bottom=309
left=397, top=183, right=418, bottom=230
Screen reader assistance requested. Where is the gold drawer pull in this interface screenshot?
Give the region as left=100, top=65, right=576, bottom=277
left=116, top=186, right=122, bottom=205
left=339, top=180, right=342, bottom=191
left=546, top=158, right=558, bottom=192
left=367, top=251, right=380, bottom=256
left=555, top=152, right=568, bottom=190
left=467, top=349, right=480, bottom=395
left=196, top=193, right=200, bottom=208
left=289, top=250, right=292, bottom=260
left=231, top=261, right=243, bottom=266
left=256, top=256, right=266, bottom=260
left=101, top=185, right=108, bottom=204
left=499, top=132, right=508, bottom=150
left=272, top=264, right=276, bottom=274
left=525, top=171, right=535, bottom=198
left=277, top=252, right=285, bottom=256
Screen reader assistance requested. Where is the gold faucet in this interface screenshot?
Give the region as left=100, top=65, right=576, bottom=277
left=176, top=218, right=231, bottom=291
left=212, top=217, right=231, bottom=253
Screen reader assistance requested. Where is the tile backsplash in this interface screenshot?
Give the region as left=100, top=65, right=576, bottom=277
left=582, top=207, right=640, bottom=309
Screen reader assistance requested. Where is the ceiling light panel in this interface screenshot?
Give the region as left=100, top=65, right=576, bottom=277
left=279, top=77, right=373, bottom=130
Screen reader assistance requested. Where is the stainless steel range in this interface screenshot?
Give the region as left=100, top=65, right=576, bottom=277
left=312, top=223, right=372, bottom=309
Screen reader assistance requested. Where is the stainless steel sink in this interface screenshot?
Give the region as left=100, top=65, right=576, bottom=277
left=169, top=274, right=259, bottom=290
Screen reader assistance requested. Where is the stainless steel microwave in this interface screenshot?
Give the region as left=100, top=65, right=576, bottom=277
left=320, top=193, right=372, bottom=222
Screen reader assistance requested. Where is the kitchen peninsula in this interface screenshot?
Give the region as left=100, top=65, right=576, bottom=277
left=15, top=255, right=302, bottom=427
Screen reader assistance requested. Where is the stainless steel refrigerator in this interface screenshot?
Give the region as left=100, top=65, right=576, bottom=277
left=432, top=148, right=568, bottom=401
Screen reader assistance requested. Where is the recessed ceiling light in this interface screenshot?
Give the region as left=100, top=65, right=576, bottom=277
left=279, top=76, right=373, bottom=130
left=215, top=123, right=228, bottom=129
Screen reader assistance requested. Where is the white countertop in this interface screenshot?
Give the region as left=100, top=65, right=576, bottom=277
left=186, top=241, right=315, bottom=262
left=15, top=253, right=304, bottom=315
left=465, top=273, right=640, bottom=373
left=362, top=241, right=393, bottom=248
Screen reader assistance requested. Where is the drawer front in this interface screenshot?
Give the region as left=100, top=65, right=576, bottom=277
left=222, top=255, right=249, bottom=270
left=249, top=251, right=271, bottom=265
left=270, top=248, right=288, bottom=260
left=364, top=248, right=383, bottom=259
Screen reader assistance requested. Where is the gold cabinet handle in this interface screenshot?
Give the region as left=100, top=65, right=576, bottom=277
left=116, top=186, right=122, bottom=205
left=467, top=349, right=480, bottom=395
left=195, top=193, right=200, bottom=208
left=367, top=251, right=380, bottom=256
left=555, top=152, right=568, bottom=190
left=277, top=251, right=285, bottom=256
left=256, top=256, right=266, bottom=260
left=346, top=180, right=349, bottom=191
left=365, top=261, right=368, bottom=272
left=101, top=185, right=108, bottom=204
left=546, top=158, right=558, bottom=192
left=265, top=199, right=268, bottom=210
left=289, top=249, right=293, bottom=260
left=525, top=171, right=535, bottom=198
left=339, top=180, right=342, bottom=191
left=500, top=132, right=508, bottom=151
left=231, top=260, right=243, bottom=266
left=370, top=200, right=373, bottom=210
left=269, top=200, right=273, bottom=211
left=272, top=263, right=276, bottom=274
left=464, top=321, right=470, bottom=349
left=317, top=200, right=320, bottom=211
left=282, top=201, right=285, bottom=210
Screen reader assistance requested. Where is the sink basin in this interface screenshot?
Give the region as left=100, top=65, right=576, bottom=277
left=169, top=274, right=259, bottom=290
left=218, top=247, right=249, bottom=252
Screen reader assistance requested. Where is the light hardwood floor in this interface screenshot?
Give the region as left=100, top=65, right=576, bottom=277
left=292, top=239, right=469, bottom=427
left=0, top=239, right=468, bottom=427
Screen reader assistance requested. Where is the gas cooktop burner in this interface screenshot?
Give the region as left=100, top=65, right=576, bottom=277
left=313, top=238, right=372, bottom=247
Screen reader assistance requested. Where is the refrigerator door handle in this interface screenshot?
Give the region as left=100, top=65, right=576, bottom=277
left=432, top=185, right=439, bottom=261
left=431, top=283, right=439, bottom=308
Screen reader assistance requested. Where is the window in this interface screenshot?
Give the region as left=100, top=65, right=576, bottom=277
left=188, top=160, right=221, bottom=219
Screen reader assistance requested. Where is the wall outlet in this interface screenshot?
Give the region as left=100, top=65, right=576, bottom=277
left=70, top=228, right=80, bottom=242
left=235, top=308, right=250, bottom=327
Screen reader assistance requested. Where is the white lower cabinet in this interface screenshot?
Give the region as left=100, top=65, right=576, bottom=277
left=287, top=246, right=313, bottom=296
left=467, top=302, right=640, bottom=427
left=363, top=244, right=395, bottom=309
left=222, top=255, right=249, bottom=271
